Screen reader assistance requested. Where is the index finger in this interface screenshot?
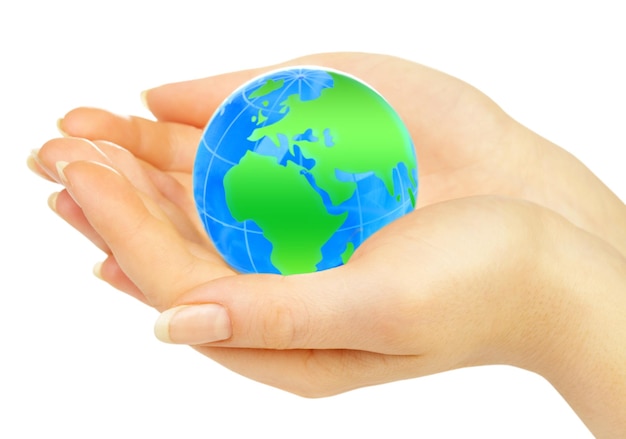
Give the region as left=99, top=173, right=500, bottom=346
left=59, top=107, right=201, bottom=172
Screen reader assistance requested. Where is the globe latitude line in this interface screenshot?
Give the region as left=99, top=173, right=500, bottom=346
left=203, top=68, right=336, bottom=201
left=199, top=137, right=237, bottom=166
left=199, top=195, right=413, bottom=234
left=224, top=151, right=348, bottom=274
left=242, top=72, right=316, bottom=170
left=199, top=75, right=301, bottom=240
left=200, top=96, right=258, bottom=221
left=240, top=69, right=335, bottom=125
left=248, top=72, right=418, bottom=210
left=222, top=71, right=333, bottom=272
left=194, top=67, right=418, bottom=275
left=202, top=71, right=304, bottom=192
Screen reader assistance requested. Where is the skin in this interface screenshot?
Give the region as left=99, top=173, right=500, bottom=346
left=28, top=53, right=626, bottom=437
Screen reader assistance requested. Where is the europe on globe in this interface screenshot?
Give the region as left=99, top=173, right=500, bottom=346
left=193, top=67, right=418, bottom=275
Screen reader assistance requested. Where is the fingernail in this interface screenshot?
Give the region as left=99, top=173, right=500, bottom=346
left=140, top=90, right=150, bottom=109
left=93, top=261, right=104, bottom=280
left=26, top=150, right=42, bottom=175
left=154, top=304, right=232, bottom=345
left=56, top=118, right=69, bottom=137
left=56, top=161, right=69, bottom=185
left=47, top=192, right=59, bottom=213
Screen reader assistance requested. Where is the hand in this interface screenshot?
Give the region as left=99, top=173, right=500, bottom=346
left=35, top=52, right=625, bottom=257
left=140, top=52, right=626, bottom=255
left=28, top=52, right=626, bottom=436
left=28, top=146, right=626, bottom=396
left=28, top=53, right=625, bottom=301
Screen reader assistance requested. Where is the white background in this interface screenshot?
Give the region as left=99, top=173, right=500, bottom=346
left=2, top=1, right=624, bottom=437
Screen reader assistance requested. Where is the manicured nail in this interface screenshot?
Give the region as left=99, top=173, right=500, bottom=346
left=93, top=261, right=104, bottom=280
left=56, top=118, right=69, bottom=137
left=26, top=150, right=42, bottom=175
left=56, top=161, right=69, bottom=184
left=47, top=192, right=59, bottom=213
left=140, top=90, right=150, bottom=109
left=154, top=304, right=232, bottom=345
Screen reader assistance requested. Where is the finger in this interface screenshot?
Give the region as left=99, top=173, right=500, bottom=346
left=142, top=53, right=377, bottom=127
left=49, top=189, right=109, bottom=253
left=50, top=188, right=147, bottom=301
left=39, top=137, right=179, bottom=228
left=26, top=150, right=56, bottom=182
left=59, top=160, right=232, bottom=310
left=38, top=137, right=110, bottom=183
left=194, top=346, right=423, bottom=398
left=39, top=137, right=202, bottom=240
left=93, top=140, right=209, bottom=246
left=154, top=265, right=413, bottom=355
left=59, top=107, right=201, bottom=172
left=153, top=197, right=542, bottom=355
left=143, top=52, right=516, bottom=199
left=143, top=68, right=267, bottom=127
left=94, top=255, right=148, bottom=304
left=142, top=52, right=451, bottom=128
left=40, top=137, right=181, bottom=209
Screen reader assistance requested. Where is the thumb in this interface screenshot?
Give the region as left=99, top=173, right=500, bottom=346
left=153, top=264, right=403, bottom=353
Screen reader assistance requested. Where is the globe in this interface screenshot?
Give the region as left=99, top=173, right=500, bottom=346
left=193, top=66, right=418, bottom=275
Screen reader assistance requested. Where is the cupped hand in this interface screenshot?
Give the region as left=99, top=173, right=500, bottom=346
left=37, top=52, right=625, bottom=258
left=28, top=50, right=624, bottom=313
left=29, top=140, right=599, bottom=394
left=27, top=52, right=626, bottom=436
left=158, top=195, right=596, bottom=397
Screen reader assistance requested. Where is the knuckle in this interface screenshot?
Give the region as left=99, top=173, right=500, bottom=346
left=259, top=299, right=303, bottom=350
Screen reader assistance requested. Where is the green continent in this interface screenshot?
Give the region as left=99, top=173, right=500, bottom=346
left=223, top=151, right=347, bottom=275
left=248, top=72, right=417, bottom=207
left=249, top=78, right=284, bottom=98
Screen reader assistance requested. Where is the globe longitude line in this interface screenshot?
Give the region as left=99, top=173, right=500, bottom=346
left=200, top=94, right=258, bottom=225
left=240, top=86, right=291, bottom=113
left=395, top=165, right=405, bottom=204
left=238, top=74, right=311, bottom=271
left=352, top=173, right=365, bottom=243
left=198, top=68, right=418, bottom=274
left=249, top=74, right=305, bottom=139
left=242, top=219, right=258, bottom=273
left=200, top=212, right=264, bottom=234
left=200, top=74, right=292, bottom=228
left=297, top=72, right=302, bottom=102
left=199, top=137, right=237, bottom=166
left=296, top=68, right=334, bottom=90
left=198, top=70, right=337, bottom=271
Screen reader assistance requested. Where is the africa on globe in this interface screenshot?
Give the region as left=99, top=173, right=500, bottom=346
left=193, top=66, right=418, bottom=275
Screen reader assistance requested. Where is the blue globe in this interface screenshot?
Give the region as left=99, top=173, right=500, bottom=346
left=193, top=67, right=418, bottom=275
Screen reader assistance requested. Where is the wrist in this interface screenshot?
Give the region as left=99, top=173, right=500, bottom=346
left=517, top=212, right=626, bottom=437
left=515, top=124, right=626, bottom=256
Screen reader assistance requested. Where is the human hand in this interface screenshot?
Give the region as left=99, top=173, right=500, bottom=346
left=28, top=145, right=626, bottom=436
left=38, top=52, right=625, bottom=260
left=29, top=145, right=625, bottom=397
left=31, top=135, right=236, bottom=308
left=28, top=52, right=626, bottom=436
